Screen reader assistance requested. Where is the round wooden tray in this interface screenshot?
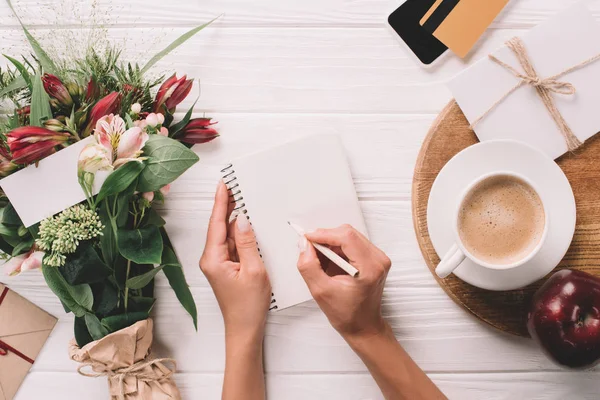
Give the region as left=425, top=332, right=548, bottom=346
left=412, top=100, right=600, bottom=337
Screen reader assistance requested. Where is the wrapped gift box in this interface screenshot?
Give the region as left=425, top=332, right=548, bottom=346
left=0, top=284, right=57, bottom=400
left=448, top=3, right=600, bottom=160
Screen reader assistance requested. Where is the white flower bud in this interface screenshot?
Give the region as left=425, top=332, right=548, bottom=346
left=131, top=103, right=142, bottom=114
left=157, top=113, right=165, bottom=125
left=146, top=113, right=159, bottom=127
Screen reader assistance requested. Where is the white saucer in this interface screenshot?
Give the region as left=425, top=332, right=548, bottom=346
left=427, top=140, right=576, bottom=291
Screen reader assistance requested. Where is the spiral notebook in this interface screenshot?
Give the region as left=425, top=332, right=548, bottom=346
left=222, top=135, right=367, bottom=311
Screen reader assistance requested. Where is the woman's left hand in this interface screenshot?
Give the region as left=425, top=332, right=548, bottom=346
left=199, top=181, right=272, bottom=341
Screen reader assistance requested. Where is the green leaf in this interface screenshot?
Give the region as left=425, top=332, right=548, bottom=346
left=0, top=236, right=14, bottom=255
left=0, top=203, right=23, bottom=226
left=137, top=135, right=199, bottom=192
left=142, top=207, right=166, bottom=228
left=125, top=113, right=134, bottom=129
left=101, top=312, right=148, bottom=333
left=30, top=71, right=52, bottom=127
left=129, top=296, right=155, bottom=314
left=117, top=226, right=163, bottom=264
left=6, top=0, right=58, bottom=74
left=0, top=76, right=27, bottom=98
left=140, top=16, right=221, bottom=74
left=84, top=313, right=109, bottom=340
left=61, top=242, right=112, bottom=285
left=0, top=223, right=19, bottom=238
left=162, top=245, right=197, bottom=329
left=11, top=238, right=33, bottom=256
left=95, top=162, right=145, bottom=204
left=74, top=316, right=94, bottom=348
left=98, top=201, right=117, bottom=266
left=3, top=55, right=31, bottom=89
left=169, top=96, right=198, bottom=138
left=113, top=178, right=137, bottom=229
left=92, top=283, right=119, bottom=317
left=126, top=265, right=165, bottom=290
left=27, top=222, right=40, bottom=239
left=42, top=265, right=93, bottom=317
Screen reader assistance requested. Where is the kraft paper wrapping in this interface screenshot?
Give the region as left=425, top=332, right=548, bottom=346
left=69, top=319, right=181, bottom=400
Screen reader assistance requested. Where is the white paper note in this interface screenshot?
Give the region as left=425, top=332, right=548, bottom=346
left=0, top=137, right=107, bottom=227
left=448, top=3, right=600, bottom=159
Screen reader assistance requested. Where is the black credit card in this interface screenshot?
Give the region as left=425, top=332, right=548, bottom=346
left=388, top=0, right=448, bottom=66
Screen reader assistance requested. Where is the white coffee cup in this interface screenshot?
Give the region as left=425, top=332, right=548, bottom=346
left=435, top=171, right=549, bottom=279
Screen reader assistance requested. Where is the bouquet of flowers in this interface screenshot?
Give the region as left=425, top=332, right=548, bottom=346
left=0, top=1, right=219, bottom=398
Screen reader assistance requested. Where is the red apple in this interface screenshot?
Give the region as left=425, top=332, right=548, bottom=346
left=528, top=269, right=600, bottom=369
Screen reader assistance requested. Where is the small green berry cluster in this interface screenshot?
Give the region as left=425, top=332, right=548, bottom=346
left=36, top=204, right=104, bottom=267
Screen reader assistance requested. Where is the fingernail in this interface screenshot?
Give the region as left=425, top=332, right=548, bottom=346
left=236, top=213, right=251, bottom=232
left=298, top=236, right=308, bottom=253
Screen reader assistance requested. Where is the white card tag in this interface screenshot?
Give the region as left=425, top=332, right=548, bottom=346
left=0, top=137, right=108, bottom=227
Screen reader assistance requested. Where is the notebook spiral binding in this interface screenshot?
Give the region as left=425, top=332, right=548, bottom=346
left=221, top=164, right=278, bottom=311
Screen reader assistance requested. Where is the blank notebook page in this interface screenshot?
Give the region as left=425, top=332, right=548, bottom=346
left=224, top=135, right=367, bottom=310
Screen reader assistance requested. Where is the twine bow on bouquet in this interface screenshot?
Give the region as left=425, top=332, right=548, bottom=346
left=70, top=320, right=181, bottom=400
left=471, top=37, right=600, bottom=152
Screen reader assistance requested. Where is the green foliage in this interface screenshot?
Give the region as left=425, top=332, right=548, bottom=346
left=137, top=135, right=199, bottom=192
left=126, top=265, right=165, bottom=290
left=74, top=316, right=94, bottom=347
left=95, top=162, right=144, bottom=204
left=61, top=242, right=112, bottom=285
left=5, top=0, right=58, bottom=75
left=29, top=71, right=52, bottom=127
left=141, top=16, right=221, bottom=74
left=142, top=208, right=166, bottom=228
left=169, top=96, right=198, bottom=138
left=92, top=283, right=119, bottom=316
left=101, top=312, right=148, bottom=333
left=43, top=265, right=93, bottom=317
left=85, top=313, right=109, bottom=340
left=161, top=244, right=197, bottom=329
left=4, top=55, right=32, bottom=90
left=117, top=226, right=163, bottom=264
left=128, top=296, right=155, bottom=314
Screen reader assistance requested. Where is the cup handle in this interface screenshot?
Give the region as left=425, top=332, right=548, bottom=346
left=435, top=243, right=466, bottom=278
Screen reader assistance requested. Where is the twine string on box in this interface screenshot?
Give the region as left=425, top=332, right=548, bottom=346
left=470, top=37, right=600, bottom=151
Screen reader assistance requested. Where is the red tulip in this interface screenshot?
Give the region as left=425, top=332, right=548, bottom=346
left=42, top=73, right=73, bottom=108
left=153, top=74, right=193, bottom=113
left=6, top=126, right=71, bottom=164
left=0, top=145, right=16, bottom=177
left=85, top=76, right=100, bottom=103
left=83, top=92, right=122, bottom=136
left=179, top=118, right=219, bottom=144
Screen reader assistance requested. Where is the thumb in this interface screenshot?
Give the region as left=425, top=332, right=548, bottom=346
left=297, top=237, right=328, bottom=290
left=234, top=213, right=262, bottom=269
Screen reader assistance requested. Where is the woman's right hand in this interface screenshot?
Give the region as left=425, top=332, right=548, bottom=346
left=296, top=225, right=392, bottom=342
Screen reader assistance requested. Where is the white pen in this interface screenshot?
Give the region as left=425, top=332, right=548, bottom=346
left=288, top=222, right=359, bottom=277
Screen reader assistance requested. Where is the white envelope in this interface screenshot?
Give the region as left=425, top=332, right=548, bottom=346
left=0, top=137, right=107, bottom=227
left=448, top=3, right=600, bottom=160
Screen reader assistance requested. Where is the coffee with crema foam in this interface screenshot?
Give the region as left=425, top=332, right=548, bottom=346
left=457, top=175, right=545, bottom=266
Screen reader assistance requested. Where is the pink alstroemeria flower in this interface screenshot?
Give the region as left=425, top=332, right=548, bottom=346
left=94, top=114, right=149, bottom=168
left=4, top=251, right=44, bottom=276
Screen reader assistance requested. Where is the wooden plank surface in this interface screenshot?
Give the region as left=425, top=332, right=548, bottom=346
left=1, top=0, right=600, bottom=398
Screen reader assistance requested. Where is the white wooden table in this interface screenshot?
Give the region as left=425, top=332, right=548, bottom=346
left=2, top=0, right=600, bottom=398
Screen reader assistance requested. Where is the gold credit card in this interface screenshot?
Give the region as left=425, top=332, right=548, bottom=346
left=420, top=0, right=509, bottom=58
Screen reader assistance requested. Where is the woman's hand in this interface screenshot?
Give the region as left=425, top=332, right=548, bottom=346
left=200, top=181, right=272, bottom=341
left=297, top=224, right=392, bottom=342
left=201, top=181, right=271, bottom=400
